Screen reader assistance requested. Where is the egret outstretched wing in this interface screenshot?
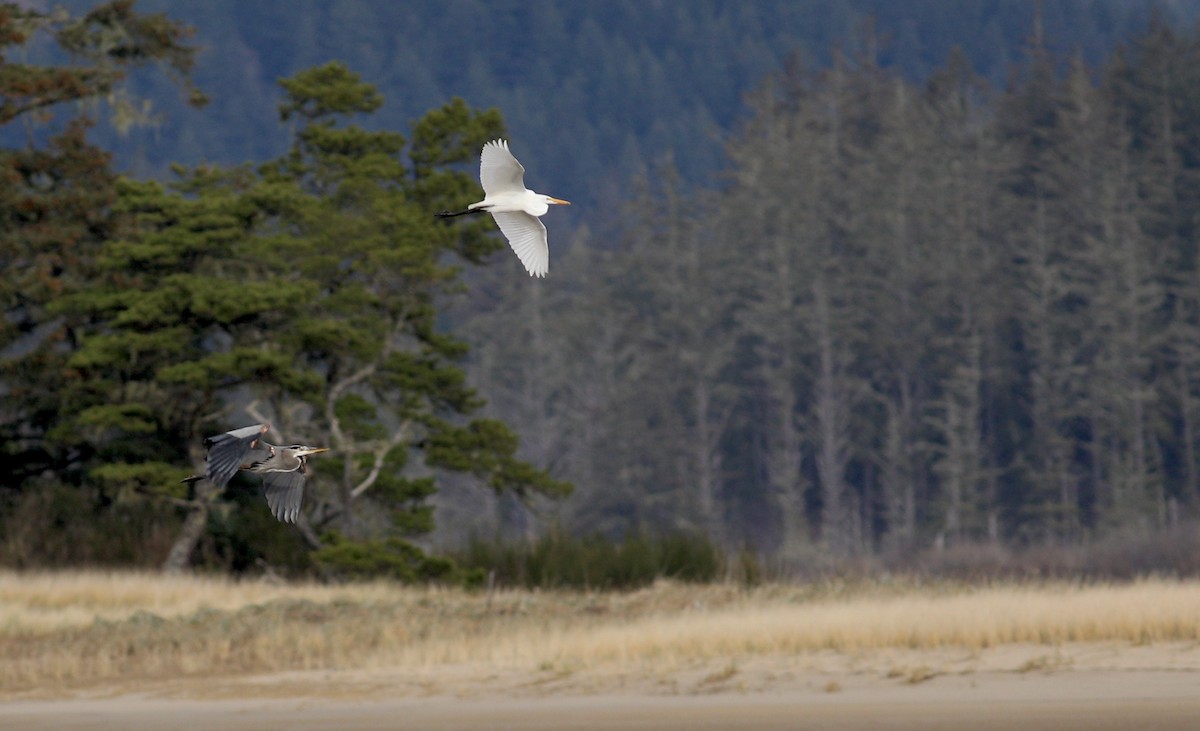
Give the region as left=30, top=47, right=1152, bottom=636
left=480, top=139, right=526, bottom=196
left=492, top=211, right=549, bottom=277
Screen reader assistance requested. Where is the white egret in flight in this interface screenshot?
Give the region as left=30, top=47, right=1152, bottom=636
left=436, top=139, right=570, bottom=277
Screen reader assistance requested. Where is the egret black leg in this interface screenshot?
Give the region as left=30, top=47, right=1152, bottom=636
left=435, top=208, right=489, bottom=218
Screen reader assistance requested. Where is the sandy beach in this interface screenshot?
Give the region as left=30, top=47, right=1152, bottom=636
left=4, top=643, right=1200, bottom=730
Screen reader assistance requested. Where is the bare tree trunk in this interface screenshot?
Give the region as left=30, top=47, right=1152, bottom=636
left=509, top=281, right=546, bottom=541
left=880, top=367, right=924, bottom=554
left=162, top=481, right=219, bottom=573
left=162, top=440, right=221, bottom=573
left=1179, top=364, right=1200, bottom=504
left=813, top=280, right=851, bottom=555
left=692, top=379, right=715, bottom=530
left=296, top=514, right=323, bottom=551
left=768, top=353, right=807, bottom=557
left=163, top=507, right=207, bottom=573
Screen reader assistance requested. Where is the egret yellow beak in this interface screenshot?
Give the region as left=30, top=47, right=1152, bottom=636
left=548, top=197, right=571, bottom=205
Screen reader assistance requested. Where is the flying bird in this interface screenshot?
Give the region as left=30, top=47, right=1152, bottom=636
left=436, top=139, right=570, bottom=277
left=182, top=424, right=329, bottom=523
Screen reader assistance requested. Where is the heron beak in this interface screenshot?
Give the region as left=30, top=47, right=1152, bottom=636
left=296, top=447, right=330, bottom=457
left=548, top=197, right=571, bottom=205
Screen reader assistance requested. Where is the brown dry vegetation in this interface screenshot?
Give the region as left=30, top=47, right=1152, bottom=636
left=3, top=571, right=1200, bottom=694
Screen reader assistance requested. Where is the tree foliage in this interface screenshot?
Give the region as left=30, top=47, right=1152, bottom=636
left=87, top=62, right=566, bottom=573
left=1, top=21, right=569, bottom=572
left=0, top=1, right=203, bottom=556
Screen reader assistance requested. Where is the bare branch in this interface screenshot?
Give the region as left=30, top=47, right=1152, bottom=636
left=198, top=402, right=234, bottom=425
left=240, top=398, right=268, bottom=427
left=325, top=363, right=377, bottom=449
left=350, top=422, right=411, bottom=499
left=332, top=364, right=378, bottom=399
left=294, top=514, right=324, bottom=551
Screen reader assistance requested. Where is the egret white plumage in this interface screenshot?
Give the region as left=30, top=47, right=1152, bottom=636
left=436, top=139, right=570, bottom=277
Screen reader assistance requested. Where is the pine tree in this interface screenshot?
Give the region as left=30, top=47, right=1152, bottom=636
left=0, top=2, right=203, bottom=553
left=52, top=63, right=569, bottom=574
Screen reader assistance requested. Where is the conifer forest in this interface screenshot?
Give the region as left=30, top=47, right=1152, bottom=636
left=6, top=1, right=1200, bottom=580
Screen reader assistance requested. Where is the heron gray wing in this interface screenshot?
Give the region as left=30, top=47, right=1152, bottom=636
left=203, top=424, right=269, bottom=487
left=262, top=466, right=306, bottom=523
left=479, top=139, right=526, bottom=196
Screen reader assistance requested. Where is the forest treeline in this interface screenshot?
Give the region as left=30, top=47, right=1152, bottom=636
left=7, top=2, right=1200, bottom=579
left=457, top=17, right=1200, bottom=566
left=35, top=0, right=1195, bottom=209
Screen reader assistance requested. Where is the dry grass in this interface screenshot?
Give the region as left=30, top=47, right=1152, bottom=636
left=3, top=571, right=1200, bottom=693
left=0, top=570, right=401, bottom=635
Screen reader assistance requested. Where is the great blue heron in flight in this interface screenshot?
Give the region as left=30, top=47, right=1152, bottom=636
left=182, top=424, right=329, bottom=523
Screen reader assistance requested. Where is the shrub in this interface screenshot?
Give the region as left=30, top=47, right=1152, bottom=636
left=455, top=528, right=723, bottom=590
left=313, top=533, right=460, bottom=583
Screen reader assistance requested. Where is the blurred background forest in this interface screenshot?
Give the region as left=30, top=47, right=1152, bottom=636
left=7, top=0, right=1200, bottom=584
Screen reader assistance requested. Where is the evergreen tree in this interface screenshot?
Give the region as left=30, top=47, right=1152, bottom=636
left=0, top=1, right=203, bottom=563
left=54, top=63, right=569, bottom=574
